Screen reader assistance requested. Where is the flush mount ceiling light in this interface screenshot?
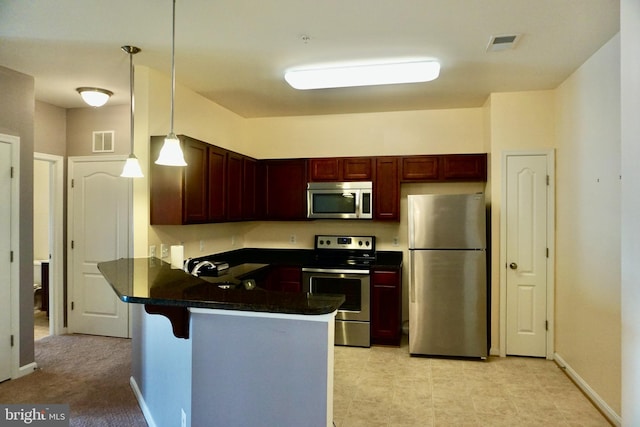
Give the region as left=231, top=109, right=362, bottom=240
left=284, top=60, right=440, bottom=90
left=155, top=0, right=187, bottom=167
left=120, top=45, right=144, bottom=178
left=76, top=87, right=113, bottom=107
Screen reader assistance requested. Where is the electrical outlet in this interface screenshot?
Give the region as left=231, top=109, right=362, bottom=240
left=199, top=240, right=205, bottom=252
left=160, top=244, right=169, bottom=259
left=181, top=408, right=186, bottom=427
left=149, top=245, right=157, bottom=258
left=392, top=237, right=399, bottom=247
left=289, top=234, right=296, bottom=244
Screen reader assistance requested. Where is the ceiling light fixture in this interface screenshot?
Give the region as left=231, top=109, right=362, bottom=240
left=120, top=45, right=144, bottom=178
left=284, top=59, right=441, bottom=90
left=155, top=0, right=187, bottom=167
left=76, top=87, right=113, bottom=107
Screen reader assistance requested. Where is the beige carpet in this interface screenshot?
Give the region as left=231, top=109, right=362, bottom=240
left=0, top=334, right=147, bottom=426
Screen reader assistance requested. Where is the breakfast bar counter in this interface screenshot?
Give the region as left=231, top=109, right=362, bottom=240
left=98, top=257, right=341, bottom=427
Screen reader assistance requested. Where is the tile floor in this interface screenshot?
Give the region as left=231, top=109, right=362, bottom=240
left=333, top=338, right=611, bottom=427
left=33, top=309, right=49, bottom=341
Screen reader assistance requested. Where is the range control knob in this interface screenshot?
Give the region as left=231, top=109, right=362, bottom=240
left=365, top=241, right=370, bottom=246
left=358, top=241, right=363, bottom=246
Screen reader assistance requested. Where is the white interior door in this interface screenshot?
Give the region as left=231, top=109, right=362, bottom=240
left=0, top=140, right=14, bottom=381
left=69, top=157, right=131, bottom=338
left=505, top=154, right=550, bottom=357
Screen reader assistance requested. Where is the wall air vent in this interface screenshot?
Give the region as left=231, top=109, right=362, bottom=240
left=486, top=34, right=521, bottom=52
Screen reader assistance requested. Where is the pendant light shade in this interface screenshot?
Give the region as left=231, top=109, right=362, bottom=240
left=155, top=0, right=187, bottom=167
left=155, top=133, right=187, bottom=166
left=122, top=154, right=144, bottom=178
left=120, top=45, right=144, bottom=178
left=76, top=87, right=113, bottom=107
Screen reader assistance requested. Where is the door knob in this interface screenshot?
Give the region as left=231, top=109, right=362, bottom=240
left=509, top=262, right=518, bottom=270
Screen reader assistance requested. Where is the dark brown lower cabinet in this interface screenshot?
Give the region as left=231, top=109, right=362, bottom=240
left=371, top=268, right=402, bottom=346
left=265, top=265, right=302, bottom=293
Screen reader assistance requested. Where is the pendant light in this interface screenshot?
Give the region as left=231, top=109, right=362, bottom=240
left=120, top=45, right=144, bottom=178
left=155, top=0, right=187, bottom=167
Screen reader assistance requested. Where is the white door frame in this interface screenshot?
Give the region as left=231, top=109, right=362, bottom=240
left=499, top=149, right=555, bottom=359
left=34, top=152, right=65, bottom=336
left=1, top=134, right=21, bottom=379
left=67, top=155, right=132, bottom=336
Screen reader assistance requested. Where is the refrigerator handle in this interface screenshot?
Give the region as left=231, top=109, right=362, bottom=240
left=409, top=251, right=415, bottom=303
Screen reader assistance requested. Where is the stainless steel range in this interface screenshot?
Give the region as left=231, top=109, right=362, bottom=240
left=302, top=235, right=375, bottom=347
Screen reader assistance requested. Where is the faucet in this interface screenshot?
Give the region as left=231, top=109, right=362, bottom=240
left=191, top=260, right=215, bottom=277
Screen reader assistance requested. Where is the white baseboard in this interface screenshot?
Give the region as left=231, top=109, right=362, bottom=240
left=553, top=353, right=621, bottom=426
left=130, top=376, right=158, bottom=427
left=15, top=362, right=38, bottom=379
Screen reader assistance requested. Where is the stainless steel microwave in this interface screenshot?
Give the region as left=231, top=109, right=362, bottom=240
left=307, top=182, right=373, bottom=219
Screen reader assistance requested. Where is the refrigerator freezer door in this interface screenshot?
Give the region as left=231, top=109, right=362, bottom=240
left=409, top=249, right=487, bottom=357
left=408, top=193, right=486, bottom=250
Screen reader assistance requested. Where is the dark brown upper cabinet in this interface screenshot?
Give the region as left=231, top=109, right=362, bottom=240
left=257, top=159, right=308, bottom=220
left=374, top=157, right=400, bottom=221
left=401, top=153, right=487, bottom=182
left=309, top=157, right=373, bottom=182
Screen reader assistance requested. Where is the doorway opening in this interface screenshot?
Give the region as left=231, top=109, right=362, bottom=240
left=33, top=153, right=65, bottom=340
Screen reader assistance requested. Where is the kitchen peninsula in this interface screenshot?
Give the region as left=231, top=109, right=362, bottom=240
left=98, top=257, right=344, bottom=427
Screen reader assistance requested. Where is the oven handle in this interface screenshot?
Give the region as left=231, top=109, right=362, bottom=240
left=301, top=267, right=370, bottom=275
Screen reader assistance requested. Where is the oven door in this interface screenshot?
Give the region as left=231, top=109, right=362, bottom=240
left=301, top=268, right=370, bottom=322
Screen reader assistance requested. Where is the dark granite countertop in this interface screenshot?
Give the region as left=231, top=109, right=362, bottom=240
left=193, top=247, right=403, bottom=269
left=98, top=257, right=345, bottom=316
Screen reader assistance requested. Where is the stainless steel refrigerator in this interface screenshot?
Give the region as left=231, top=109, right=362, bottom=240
left=408, top=193, right=487, bottom=358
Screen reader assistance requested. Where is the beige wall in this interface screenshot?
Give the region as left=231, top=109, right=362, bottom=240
left=33, top=160, right=50, bottom=261
left=245, top=108, right=484, bottom=159
left=555, top=34, right=621, bottom=414
left=0, top=65, right=35, bottom=367
left=66, top=104, right=129, bottom=157
left=34, top=101, right=66, bottom=156
left=621, top=0, right=640, bottom=422
left=486, top=89, right=556, bottom=355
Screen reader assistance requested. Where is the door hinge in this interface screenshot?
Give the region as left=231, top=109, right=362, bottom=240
left=71, top=302, right=74, bottom=311
left=546, top=175, right=550, bottom=185
left=71, top=179, right=74, bottom=188
left=10, top=251, right=13, bottom=262
left=546, top=248, right=549, bottom=258
left=10, top=166, right=13, bottom=178
left=545, top=320, right=549, bottom=331
left=10, top=335, right=14, bottom=347
left=71, top=240, right=74, bottom=250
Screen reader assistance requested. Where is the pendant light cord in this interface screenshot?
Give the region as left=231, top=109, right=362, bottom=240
left=170, top=0, right=176, bottom=135
left=129, top=50, right=135, bottom=153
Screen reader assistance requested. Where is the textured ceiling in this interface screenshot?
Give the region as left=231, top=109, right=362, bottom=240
left=0, top=0, right=620, bottom=117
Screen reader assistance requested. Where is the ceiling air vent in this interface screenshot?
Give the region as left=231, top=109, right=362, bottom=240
left=486, top=34, right=521, bottom=52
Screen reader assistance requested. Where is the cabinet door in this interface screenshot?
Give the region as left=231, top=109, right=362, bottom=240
left=309, top=158, right=340, bottom=181
left=401, top=156, right=439, bottom=181
left=441, top=154, right=487, bottom=181
left=242, top=157, right=257, bottom=220
left=374, top=157, right=400, bottom=221
left=264, top=159, right=307, bottom=220
left=371, top=269, right=402, bottom=346
left=265, top=265, right=302, bottom=292
left=226, top=152, right=243, bottom=221
left=343, top=157, right=373, bottom=180
left=207, top=146, right=227, bottom=222
left=150, top=136, right=184, bottom=225
left=182, top=138, right=209, bottom=224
